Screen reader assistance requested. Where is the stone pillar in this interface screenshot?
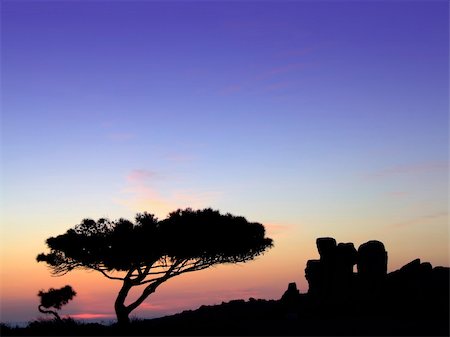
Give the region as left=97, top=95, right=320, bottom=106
left=305, top=259, right=323, bottom=298
left=357, top=240, right=388, bottom=305
left=316, top=237, right=337, bottom=263
left=316, top=237, right=336, bottom=301
left=334, top=242, right=357, bottom=303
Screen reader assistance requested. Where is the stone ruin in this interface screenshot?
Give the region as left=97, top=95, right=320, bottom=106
left=281, top=237, right=449, bottom=320
left=304, top=237, right=389, bottom=311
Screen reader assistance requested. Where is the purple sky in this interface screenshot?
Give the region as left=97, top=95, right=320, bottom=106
left=1, top=0, right=448, bottom=324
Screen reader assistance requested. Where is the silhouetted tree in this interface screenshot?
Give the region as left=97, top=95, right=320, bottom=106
left=37, top=208, right=273, bottom=324
left=37, top=285, right=76, bottom=321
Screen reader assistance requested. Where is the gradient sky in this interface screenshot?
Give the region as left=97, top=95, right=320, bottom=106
left=1, top=0, right=448, bottom=324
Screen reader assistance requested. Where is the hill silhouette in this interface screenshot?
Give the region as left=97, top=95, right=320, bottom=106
left=2, top=237, right=448, bottom=336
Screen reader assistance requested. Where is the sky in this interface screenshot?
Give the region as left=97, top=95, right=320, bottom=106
left=1, top=0, right=448, bottom=324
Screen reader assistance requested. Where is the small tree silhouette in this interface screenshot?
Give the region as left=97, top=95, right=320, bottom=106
left=37, top=285, right=76, bottom=321
left=37, top=208, right=273, bottom=324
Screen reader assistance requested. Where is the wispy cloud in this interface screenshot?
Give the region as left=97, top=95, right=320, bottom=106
left=264, top=223, right=292, bottom=237
left=139, top=302, right=166, bottom=310
left=387, top=191, right=411, bottom=198
left=108, top=132, right=135, bottom=141
left=388, top=211, right=448, bottom=229
left=127, top=169, right=158, bottom=182
left=262, top=81, right=293, bottom=93
left=100, top=120, right=135, bottom=142
left=114, top=170, right=221, bottom=219
left=165, top=154, right=196, bottom=163
left=116, top=184, right=175, bottom=219
left=68, top=313, right=114, bottom=320
left=219, top=84, right=242, bottom=96
left=218, top=62, right=310, bottom=96
left=217, top=42, right=315, bottom=97
left=365, top=160, right=449, bottom=180
left=260, top=62, right=308, bottom=78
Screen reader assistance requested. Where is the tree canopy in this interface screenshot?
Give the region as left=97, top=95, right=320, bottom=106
left=37, top=208, right=273, bottom=324
left=37, top=285, right=76, bottom=321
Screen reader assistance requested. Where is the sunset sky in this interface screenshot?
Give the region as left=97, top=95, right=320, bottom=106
left=1, top=0, right=448, bottom=324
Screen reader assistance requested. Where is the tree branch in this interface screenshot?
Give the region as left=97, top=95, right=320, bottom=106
left=95, top=269, right=125, bottom=281
left=125, top=259, right=184, bottom=311
left=135, top=276, right=161, bottom=285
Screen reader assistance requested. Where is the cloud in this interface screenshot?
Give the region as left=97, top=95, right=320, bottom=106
left=115, top=185, right=175, bottom=219
left=100, top=120, right=135, bottom=141
left=365, top=160, right=449, bottom=180
left=165, top=154, right=196, bottom=163
left=108, top=132, right=134, bottom=141
left=139, top=302, right=166, bottom=310
left=264, top=223, right=292, bottom=237
left=388, top=211, right=448, bottom=229
left=387, top=191, right=410, bottom=198
left=263, top=62, right=307, bottom=77
left=263, top=81, right=293, bottom=92
left=114, top=170, right=221, bottom=219
left=219, top=84, right=242, bottom=96
left=127, top=169, right=158, bottom=182
left=218, top=62, right=309, bottom=96
left=68, top=313, right=114, bottom=320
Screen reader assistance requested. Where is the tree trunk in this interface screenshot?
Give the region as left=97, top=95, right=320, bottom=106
left=115, top=280, right=132, bottom=325
left=38, top=305, right=61, bottom=321
left=115, top=305, right=131, bottom=325
left=114, top=276, right=168, bottom=325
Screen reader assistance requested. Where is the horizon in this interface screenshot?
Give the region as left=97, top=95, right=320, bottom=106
left=1, top=0, right=448, bottom=324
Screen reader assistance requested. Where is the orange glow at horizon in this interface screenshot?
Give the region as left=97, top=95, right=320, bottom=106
left=1, top=212, right=448, bottom=324
left=68, top=313, right=114, bottom=320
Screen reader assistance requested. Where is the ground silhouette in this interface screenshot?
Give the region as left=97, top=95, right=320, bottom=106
left=301, top=237, right=449, bottom=325
left=2, top=237, right=448, bottom=336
